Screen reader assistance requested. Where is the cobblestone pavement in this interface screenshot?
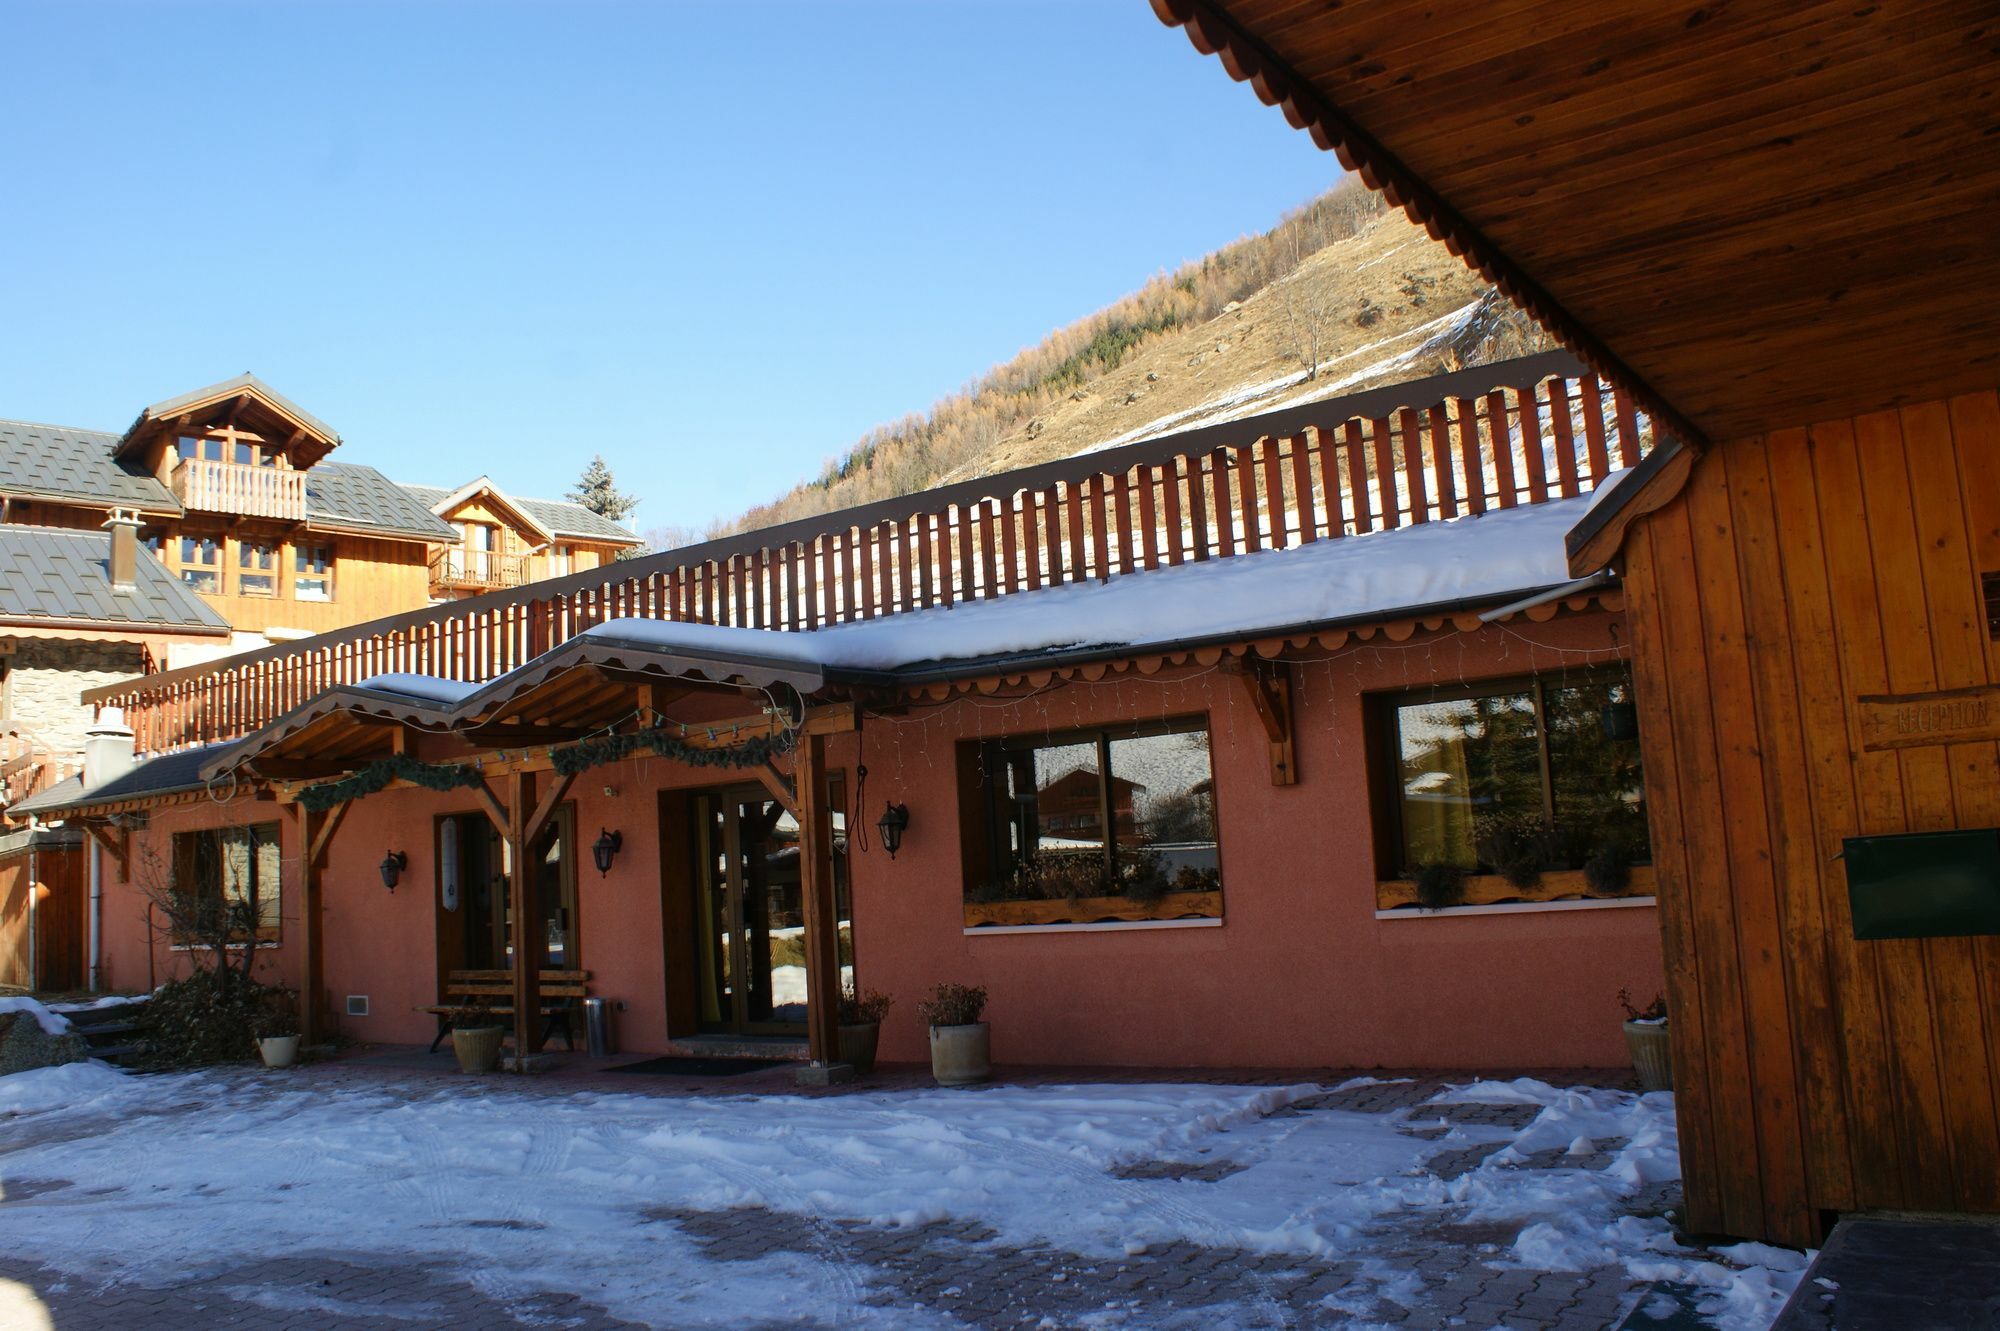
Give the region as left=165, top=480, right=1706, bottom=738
left=0, top=1060, right=1680, bottom=1330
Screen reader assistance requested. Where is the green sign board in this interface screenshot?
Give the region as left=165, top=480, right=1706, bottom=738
left=1844, top=828, right=2000, bottom=941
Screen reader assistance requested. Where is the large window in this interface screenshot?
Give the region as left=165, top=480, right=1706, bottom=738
left=171, top=823, right=283, bottom=944
left=960, top=719, right=1222, bottom=927
left=294, top=544, right=334, bottom=601
left=178, top=535, right=221, bottom=593
left=238, top=540, right=278, bottom=597
left=1376, top=666, right=1649, bottom=905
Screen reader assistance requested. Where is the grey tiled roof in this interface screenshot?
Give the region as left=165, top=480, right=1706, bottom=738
left=306, top=463, right=458, bottom=541
left=9, top=742, right=235, bottom=818
left=398, top=483, right=638, bottom=544
left=0, top=419, right=181, bottom=513
left=0, top=525, right=229, bottom=633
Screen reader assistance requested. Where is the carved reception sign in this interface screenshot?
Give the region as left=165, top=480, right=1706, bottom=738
left=1858, top=684, right=2000, bottom=751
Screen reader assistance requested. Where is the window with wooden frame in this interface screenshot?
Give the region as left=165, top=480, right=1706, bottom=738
left=1370, top=666, right=1651, bottom=910
left=238, top=539, right=279, bottom=597
left=958, top=718, right=1222, bottom=928
left=177, top=535, right=222, bottom=593
left=294, top=543, right=334, bottom=601
left=176, top=434, right=225, bottom=462
left=170, top=822, right=283, bottom=944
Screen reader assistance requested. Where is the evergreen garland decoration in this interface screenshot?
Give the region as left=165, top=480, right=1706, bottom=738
left=297, top=754, right=487, bottom=812
left=550, top=726, right=792, bottom=778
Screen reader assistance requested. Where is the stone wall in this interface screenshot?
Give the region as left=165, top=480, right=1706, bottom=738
left=3, top=639, right=147, bottom=757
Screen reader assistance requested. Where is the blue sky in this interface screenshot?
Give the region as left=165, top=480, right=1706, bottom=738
left=0, top=1, right=1339, bottom=537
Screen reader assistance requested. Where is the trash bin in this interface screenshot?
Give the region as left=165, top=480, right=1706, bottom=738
left=584, top=997, right=616, bottom=1057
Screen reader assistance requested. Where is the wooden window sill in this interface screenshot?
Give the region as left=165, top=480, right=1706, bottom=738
left=1374, top=896, right=1656, bottom=920
left=962, top=889, right=1221, bottom=930
left=1375, top=865, right=1656, bottom=912
left=966, top=918, right=1224, bottom=937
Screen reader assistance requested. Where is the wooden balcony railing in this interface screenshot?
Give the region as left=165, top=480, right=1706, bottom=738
left=171, top=458, right=307, bottom=522
left=88, top=351, right=1659, bottom=754
left=0, top=724, right=76, bottom=811
left=430, top=548, right=532, bottom=595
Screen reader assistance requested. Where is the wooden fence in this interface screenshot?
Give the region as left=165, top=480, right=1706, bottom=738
left=88, top=352, right=1654, bottom=752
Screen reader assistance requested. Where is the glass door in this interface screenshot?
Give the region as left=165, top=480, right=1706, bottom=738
left=693, top=786, right=850, bottom=1035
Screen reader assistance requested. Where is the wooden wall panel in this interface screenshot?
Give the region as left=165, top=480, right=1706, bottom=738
left=1629, top=388, right=2000, bottom=1244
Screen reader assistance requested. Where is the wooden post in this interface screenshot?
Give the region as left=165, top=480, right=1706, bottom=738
left=507, top=769, right=541, bottom=1065
left=795, top=732, right=844, bottom=1072
left=298, top=800, right=347, bottom=1047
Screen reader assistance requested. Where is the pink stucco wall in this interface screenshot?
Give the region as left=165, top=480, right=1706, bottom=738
left=97, top=611, right=1663, bottom=1069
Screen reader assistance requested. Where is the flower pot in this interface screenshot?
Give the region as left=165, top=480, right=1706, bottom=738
left=838, top=1021, right=882, bottom=1076
left=928, top=1022, right=990, bottom=1086
left=453, top=1026, right=505, bottom=1075
left=258, top=1035, right=301, bottom=1068
left=1624, top=1020, right=1672, bottom=1093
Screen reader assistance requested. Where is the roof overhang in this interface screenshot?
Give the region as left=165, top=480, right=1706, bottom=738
left=427, top=477, right=556, bottom=545
left=1153, top=0, right=2000, bottom=445
left=117, top=375, right=341, bottom=468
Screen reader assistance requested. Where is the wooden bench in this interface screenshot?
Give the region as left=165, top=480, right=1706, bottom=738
left=424, top=969, right=590, bottom=1053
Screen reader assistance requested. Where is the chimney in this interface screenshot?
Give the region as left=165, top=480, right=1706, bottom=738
left=83, top=708, right=136, bottom=792
left=103, top=508, right=142, bottom=590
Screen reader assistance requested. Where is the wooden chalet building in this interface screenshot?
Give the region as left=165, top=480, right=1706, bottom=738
left=15, top=350, right=1669, bottom=1092
left=1146, top=0, right=2000, bottom=1247
left=0, top=375, right=640, bottom=803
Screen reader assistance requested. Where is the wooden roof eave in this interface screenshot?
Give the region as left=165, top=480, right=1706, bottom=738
left=199, top=686, right=461, bottom=783
left=1150, top=0, right=1707, bottom=456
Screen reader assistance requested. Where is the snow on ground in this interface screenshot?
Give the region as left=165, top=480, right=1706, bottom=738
left=0, top=1068, right=1804, bottom=1329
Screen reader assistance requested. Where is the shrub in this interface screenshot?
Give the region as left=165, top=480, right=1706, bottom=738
left=838, top=989, right=894, bottom=1026
left=251, top=988, right=300, bottom=1041
left=916, top=983, right=987, bottom=1029
left=1618, top=988, right=1668, bottom=1024
left=138, top=969, right=278, bottom=1069
left=1412, top=863, right=1468, bottom=911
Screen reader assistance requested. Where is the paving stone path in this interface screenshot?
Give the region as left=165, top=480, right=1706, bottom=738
left=0, top=1065, right=1683, bottom=1330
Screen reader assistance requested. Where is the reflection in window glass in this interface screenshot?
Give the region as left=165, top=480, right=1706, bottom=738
left=179, top=536, right=221, bottom=593
left=238, top=541, right=277, bottom=597
left=294, top=544, right=333, bottom=601
left=967, top=721, right=1222, bottom=923
left=1388, top=668, right=1649, bottom=882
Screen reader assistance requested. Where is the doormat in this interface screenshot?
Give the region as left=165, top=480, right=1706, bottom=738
left=606, top=1056, right=792, bottom=1077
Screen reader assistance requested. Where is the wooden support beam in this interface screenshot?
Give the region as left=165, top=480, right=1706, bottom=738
left=525, top=770, right=574, bottom=844
left=82, top=822, right=129, bottom=881
left=472, top=779, right=510, bottom=839
left=1225, top=658, right=1297, bottom=785
left=754, top=760, right=799, bottom=818
left=795, top=733, right=843, bottom=1067
left=507, top=769, right=542, bottom=1063
left=800, top=700, right=860, bottom=736
left=296, top=799, right=349, bottom=1047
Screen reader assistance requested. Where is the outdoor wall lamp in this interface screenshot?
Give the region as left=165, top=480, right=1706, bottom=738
left=592, top=828, right=623, bottom=877
left=379, top=850, right=408, bottom=892
left=876, top=802, right=910, bottom=859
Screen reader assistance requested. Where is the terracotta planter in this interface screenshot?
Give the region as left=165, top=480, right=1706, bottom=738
left=928, top=1022, right=991, bottom=1086
left=1624, top=1020, right=1673, bottom=1092
left=258, top=1035, right=301, bottom=1068
left=838, top=1022, right=882, bottom=1076
left=453, top=1026, right=505, bottom=1075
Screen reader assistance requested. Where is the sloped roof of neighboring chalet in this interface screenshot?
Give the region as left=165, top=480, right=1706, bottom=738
left=0, top=525, right=228, bottom=635
left=9, top=742, right=235, bottom=820
left=399, top=482, right=640, bottom=545
left=305, top=463, right=459, bottom=542
left=117, top=373, right=342, bottom=462
left=0, top=420, right=181, bottom=515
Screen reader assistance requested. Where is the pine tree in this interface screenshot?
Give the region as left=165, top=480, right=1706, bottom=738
left=567, top=455, right=638, bottom=523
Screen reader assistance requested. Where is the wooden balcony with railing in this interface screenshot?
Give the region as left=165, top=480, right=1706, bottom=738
left=430, top=548, right=533, bottom=596
left=171, top=457, right=307, bottom=522
left=88, top=351, right=1665, bottom=754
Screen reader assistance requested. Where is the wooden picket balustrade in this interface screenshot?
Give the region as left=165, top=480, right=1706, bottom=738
left=87, top=351, right=1657, bottom=753
left=170, top=457, right=308, bottom=522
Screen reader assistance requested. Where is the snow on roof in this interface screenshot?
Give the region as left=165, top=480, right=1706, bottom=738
left=354, top=673, right=483, bottom=705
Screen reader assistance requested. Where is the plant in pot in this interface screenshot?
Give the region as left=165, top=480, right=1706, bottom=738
left=916, top=982, right=989, bottom=1086
left=1618, top=988, right=1671, bottom=1092
left=1412, top=862, right=1468, bottom=911
left=449, top=996, right=506, bottom=1075
left=253, top=989, right=302, bottom=1069
left=837, top=989, right=894, bottom=1076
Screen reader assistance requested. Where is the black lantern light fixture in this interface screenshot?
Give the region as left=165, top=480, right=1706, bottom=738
left=378, top=850, right=407, bottom=892
left=876, top=802, right=910, bottom=859
left=592, top=828, right=623, bottom=878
